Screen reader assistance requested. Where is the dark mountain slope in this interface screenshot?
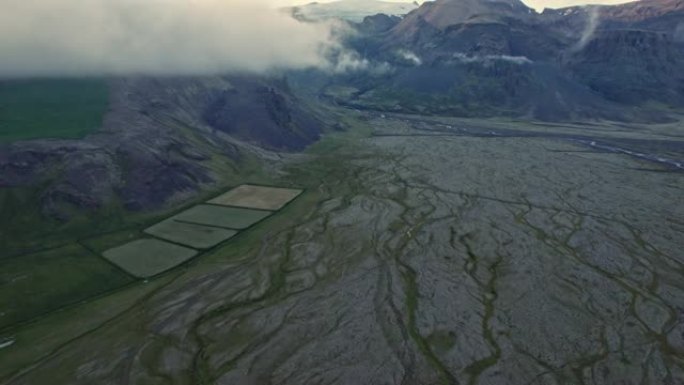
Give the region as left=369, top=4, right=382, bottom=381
left=329, top=0, right=684, bottom=120
left=541, top=0, right=684, bottom=39
left=203, top=77, right=320, bottom=151
left=565, top=29, right=684, bottom=105
left=327, top=60, right=629, bottom=121
left=0, top=76, right=325, bottom=222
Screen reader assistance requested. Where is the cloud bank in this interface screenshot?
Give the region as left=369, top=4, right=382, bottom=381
left=0, top=0, right=344, bottom=77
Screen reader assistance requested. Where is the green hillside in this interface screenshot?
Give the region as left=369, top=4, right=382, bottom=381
left=0, top=79, right=109, bottom=143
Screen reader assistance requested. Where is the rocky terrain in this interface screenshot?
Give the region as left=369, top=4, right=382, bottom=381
left=2, top=113, right=683, bottom=385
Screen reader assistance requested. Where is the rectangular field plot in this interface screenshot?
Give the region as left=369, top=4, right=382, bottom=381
left=208, top=185, right=303, bottom=211
left=102, top=239, right=198, bottom=278
left=144, top=220, right=237, bottom=250
left=0, top=244, right=133, bottom=329
left=171, top=205, right=271, bottom=230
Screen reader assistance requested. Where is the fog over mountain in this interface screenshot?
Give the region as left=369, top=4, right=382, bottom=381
left=0, top=0, right=344, bottom=77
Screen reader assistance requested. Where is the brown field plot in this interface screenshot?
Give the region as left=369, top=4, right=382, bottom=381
left=208, top=185, right=303, bottom=211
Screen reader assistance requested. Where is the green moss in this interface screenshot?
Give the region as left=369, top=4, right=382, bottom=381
left=427, top=330, right=458, bottom=354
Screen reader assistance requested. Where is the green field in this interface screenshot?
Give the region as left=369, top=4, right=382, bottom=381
left=172, top=205, right=272, bottom=230
left=102, top=239, right=198, bottom=278
left=145, top=220, right=237, bottom=249
left=0, top=79, right=109, bottom=143
left=0, top=244, right=133, bottom=330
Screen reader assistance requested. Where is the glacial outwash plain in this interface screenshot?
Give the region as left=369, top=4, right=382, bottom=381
left=1, top=110, right=683, bottom=385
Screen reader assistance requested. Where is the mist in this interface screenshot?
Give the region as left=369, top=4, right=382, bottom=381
left=675, top=22, right=684, bottom=43
left=0, top=0, right=344, bottom=78
left=396, top=50, right=422, bottom=66
left=574, top=6, right=601, bottom=51
left=452, top=53, right=533, bottom=65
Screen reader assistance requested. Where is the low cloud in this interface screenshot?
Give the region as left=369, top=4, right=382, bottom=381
left=452, top=53, right=533, bottom=65
left=396, top=49, right=423, bottom=66
left=573, top=6, right=601, bottom=51
left=332, top=52, right=393, bottom=75
left=675, top=22, right=684, bottom=43
left=0, top=0, right=352, bottom=77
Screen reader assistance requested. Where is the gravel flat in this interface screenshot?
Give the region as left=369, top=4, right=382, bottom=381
left=5, top=116, right=684, bottom=385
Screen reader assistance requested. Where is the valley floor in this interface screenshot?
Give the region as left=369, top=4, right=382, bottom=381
left=1, top=114, right=683, bottom=385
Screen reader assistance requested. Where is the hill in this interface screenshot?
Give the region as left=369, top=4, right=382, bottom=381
left=0, top=76, right=326, bottom=229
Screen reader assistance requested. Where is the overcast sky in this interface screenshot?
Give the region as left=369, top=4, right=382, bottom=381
left=278, top=0, right=635, bottom=12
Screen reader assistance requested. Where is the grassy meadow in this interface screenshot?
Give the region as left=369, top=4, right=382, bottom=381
left=0, top=79, right=109, bottom=143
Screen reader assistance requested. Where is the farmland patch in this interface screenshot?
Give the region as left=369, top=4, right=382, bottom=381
left=171, top=205, right=272, bottom=230
left=144, top=220, right=237, bottom=249
left=208, top=185, right=303, bottom=211
left=102, top=239, right=198, bottom=278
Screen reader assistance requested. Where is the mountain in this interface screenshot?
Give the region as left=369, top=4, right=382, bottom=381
left=0, top=77, right=325, bottom=222
left=290, top=0, right=420, bottom=22
left=541, top=0, right=684, bottom=42
left=394, top=0, right=535, bottom=31
left=325, top=0, right=684, bottom=121
left=564, top=29, right=684, bottom=105
left=543, top=0, right=684, bottom=35
left=547, top=0, right=684, bottom=105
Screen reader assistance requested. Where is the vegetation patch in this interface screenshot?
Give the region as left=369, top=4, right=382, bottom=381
left=102, top=239, right=198, bottom=278
left=0, top=243, right=133, bottom=330
left=144, top=220, right=237, bottom=250
left=0, top=79, right=109, bottom=143
left=171, top=205, right=272, bottom=230
left=208, top=185, right=303, bottom=211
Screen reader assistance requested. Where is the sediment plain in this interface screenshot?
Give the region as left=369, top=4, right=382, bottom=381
left=1, top=114, right=683, bottom=385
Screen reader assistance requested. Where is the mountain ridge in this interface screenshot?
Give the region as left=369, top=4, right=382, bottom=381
left=325, top=0, right=684, bottom=120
